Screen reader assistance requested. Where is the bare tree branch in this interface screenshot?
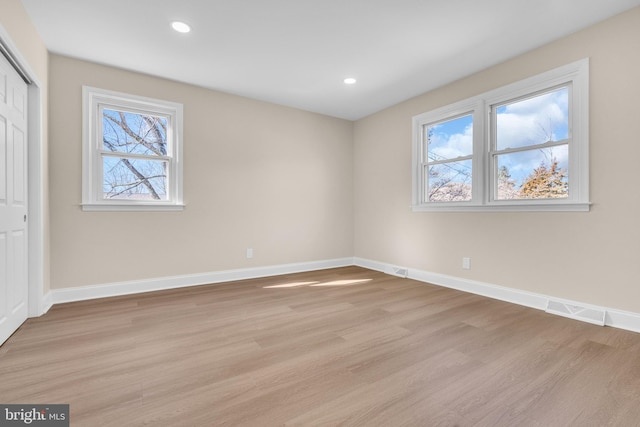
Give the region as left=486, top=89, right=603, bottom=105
left=143, top=116, right=167, bottom=155
left=103, top=138, right=162, bottom=199
left=104, top=113, right=164, bottom=157
left=106, top=174, right=166, bottom=198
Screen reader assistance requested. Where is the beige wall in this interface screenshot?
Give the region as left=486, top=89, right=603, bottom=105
left=0, top=0, right=47, bottom=78
left=49, top=55, right=354, bottom=288
left=0, top=0, right=50, bottom=293
left=354, top=7, right=640, bottom=313
left=7, top=1, right=640, bottom=315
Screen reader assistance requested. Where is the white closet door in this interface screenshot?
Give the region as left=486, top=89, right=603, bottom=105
left=0, top=52, right=28, bottom=346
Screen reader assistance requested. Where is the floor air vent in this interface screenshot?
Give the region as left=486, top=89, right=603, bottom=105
left=385, top=266, right=408, bottom=278
left=545, top=300, right=606, bottom=326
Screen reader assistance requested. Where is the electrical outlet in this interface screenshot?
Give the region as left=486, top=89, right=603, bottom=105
left=462, top=257, right=471, bottom=270
left=246, top=248, right=254, bottom=259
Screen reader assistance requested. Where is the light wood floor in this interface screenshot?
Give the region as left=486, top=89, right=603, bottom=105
left=2, top=266, right=640, bottom=426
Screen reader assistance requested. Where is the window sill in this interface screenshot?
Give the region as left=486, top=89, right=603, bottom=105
left=81, top=203, right=185, bottom=212
left=411, top=202, right=591, bottom=213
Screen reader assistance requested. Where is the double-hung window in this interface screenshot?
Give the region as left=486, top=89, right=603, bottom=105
left=412, top=59, right=589, bottom=212
left=417, top=101, right=483, bottom=204
left=490, top=86, right=570, bottom=201
left=82, top=87, right=184, bottom=211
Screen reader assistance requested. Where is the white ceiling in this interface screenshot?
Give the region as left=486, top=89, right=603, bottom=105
left=21, top=0, right=640, bottom=120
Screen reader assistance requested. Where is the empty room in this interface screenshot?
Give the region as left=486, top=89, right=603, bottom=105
left=1, top=0, right=640, bottom=425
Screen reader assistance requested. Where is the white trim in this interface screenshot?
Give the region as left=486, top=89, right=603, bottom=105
left=0, top=24, right=46, bottom=318
left=411, top=58, right=590, bottom=212
left=80, top=203, right=185, bottom=212
left=484, top=59, right=590, bottom=206
left=82, top=86, right=184, bottom=211
left=51, top=258, right=354, bottom=304
left=410, top=202, right=591, bottom=212
left=45, top=256, right=640, bottom=334
left=412, top=99, right=482, bottom=208
left=27, top=78, right=44, bottom=317
left=605, top=310, right=640, bottom=334
left=355, top=257, right=545, bottom=310
left=41, top=291, right=53, bottom=315
left=353, top=257, right=640, bottom=334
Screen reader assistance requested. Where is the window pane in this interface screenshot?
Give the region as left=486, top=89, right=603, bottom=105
left=103, top=156, right=168, bottom=200
left=496, top=87, right=568, bottom=150
left=495, top=145, right=568, bottom=200
left=427, top=160, right=472, bottom=202
left=425, top=114, right=473, bottom=162
left=102, top=109, right=168, bottom=156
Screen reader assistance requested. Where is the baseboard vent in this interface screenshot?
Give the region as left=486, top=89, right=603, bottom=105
left=385, top=266, right=408, bottom=278
left=545, top=300, right=606, bottom=326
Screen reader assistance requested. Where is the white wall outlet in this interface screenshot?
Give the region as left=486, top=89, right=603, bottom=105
left=462, top=257, right=471, bottom=270
left=246, top=248, right=254, bottom=259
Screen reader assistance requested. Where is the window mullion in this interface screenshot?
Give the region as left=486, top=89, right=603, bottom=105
left=99, top=150, right=172, bottom=162
left=472, top=101, right=485, bottom=204
left=426, top=154, right=473, bottom=166
left=412, top=58, right=588, bottom=212
left=490, top=139, right=570, bottom=156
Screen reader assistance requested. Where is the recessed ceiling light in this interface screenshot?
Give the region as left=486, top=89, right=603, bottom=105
left=171, top=21, right=191, bottom=33
left=344, top=77, right=357, bottom=85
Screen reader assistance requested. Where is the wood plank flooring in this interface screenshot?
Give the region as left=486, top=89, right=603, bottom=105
left=2, top=266, right=640, bottom=426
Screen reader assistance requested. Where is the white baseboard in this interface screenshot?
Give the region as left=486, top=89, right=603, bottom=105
left=46, top=255, right=640, bottom=334
left=353, top=257, right=640, bottom=334
left=604, top=309, right=640, bottom=334
left=41, top=291, right=53, bottom=315
left=52, top=257, right=354, bottom=304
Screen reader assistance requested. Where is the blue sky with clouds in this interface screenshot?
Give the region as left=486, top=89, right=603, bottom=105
left=427, top=87, right=569, bottom=188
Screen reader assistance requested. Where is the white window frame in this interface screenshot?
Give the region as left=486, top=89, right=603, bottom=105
left=412, top=99, right=484, bottom=208
left=412, top=58, right=590, bottom=212
left=82, top=86, right=184, bottom=211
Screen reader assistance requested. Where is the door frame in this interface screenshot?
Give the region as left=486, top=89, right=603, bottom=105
left=0, top=24, right=46, bottom=317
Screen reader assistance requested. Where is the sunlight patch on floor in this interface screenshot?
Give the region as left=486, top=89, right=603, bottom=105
left=263, top=281, right=319, bottom=289
left=263, top=278, right=372, bottom=289
left=310, top=279, right=372, bottom=287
